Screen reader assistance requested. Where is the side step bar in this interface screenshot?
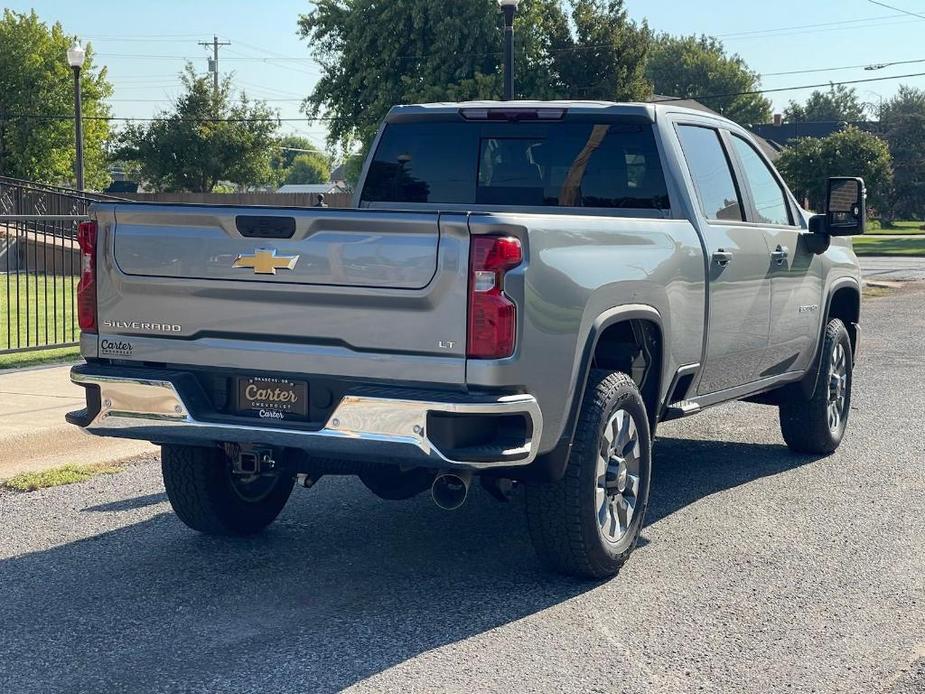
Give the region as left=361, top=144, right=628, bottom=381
left=662, top=400, right=702, bottom=421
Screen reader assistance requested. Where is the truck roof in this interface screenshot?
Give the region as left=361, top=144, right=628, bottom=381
left=385, top=100, right=730, bottom=124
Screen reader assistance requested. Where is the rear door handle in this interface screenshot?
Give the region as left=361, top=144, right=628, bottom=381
left=771, top=245, right=789, bottom=265
left=712, top=250, right=734, bottom=267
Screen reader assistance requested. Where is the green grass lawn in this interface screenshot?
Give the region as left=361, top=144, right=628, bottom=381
left=867, top=220, right=925, bottom=235
left=852, top=234, right=925, bottom=257
left=0, top=273, right=81, bottom=368
left=1, top=463, right=124, bottom=492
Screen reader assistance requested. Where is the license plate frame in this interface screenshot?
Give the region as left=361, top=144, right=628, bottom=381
left=235, top=376, right=309, bottom=422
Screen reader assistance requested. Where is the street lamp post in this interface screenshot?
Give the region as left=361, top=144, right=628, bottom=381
left=498, top=0, right=520, bottom=101
left=66, top=39, right=86, bottom=191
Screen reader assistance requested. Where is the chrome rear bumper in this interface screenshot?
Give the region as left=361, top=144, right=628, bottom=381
left=68, top=369, right=543, bottom=470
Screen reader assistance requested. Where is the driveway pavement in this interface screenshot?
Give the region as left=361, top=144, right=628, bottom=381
left=860, top=256, right=925, bottom=281
left=0, top=287, right=923, bottom=693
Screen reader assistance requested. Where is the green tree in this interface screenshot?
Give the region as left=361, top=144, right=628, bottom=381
left=298, top=0, right=651, bottom=152
left=271, top=135, right=330, bottom=185
left=117, top=65, right=279, bottom=192
left=776, top=127, right=892, bottom=213
left=283, top=153, right=329, bottom=185
left=0, top=10, right=112, bottom=189
left=647, top=34, right=772, bottom=126
left=880, top=85, right=925, bottom=218
left=784, top=84, right=866, bottom=123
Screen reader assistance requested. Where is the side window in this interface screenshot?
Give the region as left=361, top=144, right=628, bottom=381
left=731, top=135, right=793, bottom=226
left=676, top=125, right=744, bottom=222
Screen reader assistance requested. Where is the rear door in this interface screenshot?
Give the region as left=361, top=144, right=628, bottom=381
left=674, top=123, right=772, bottom=394
left=727, top=134, right=824, bottom=377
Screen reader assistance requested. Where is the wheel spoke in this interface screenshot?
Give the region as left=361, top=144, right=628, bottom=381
left=626, top=473, right=640, bottom=497
left=596, top=452, right=608, bottom=487
left=624, top=495, right=636, bottom=526
left=615, top=496, right=628, bottom=531
left=604, top=501, right=617, bottom=538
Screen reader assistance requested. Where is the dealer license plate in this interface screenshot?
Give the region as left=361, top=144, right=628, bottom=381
left=236, top=376, right=308, bottom=422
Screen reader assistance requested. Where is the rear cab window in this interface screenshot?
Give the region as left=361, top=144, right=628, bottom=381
left=360, top=116, right=670, bottom=212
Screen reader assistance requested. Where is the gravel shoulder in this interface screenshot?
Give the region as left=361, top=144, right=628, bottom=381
left=0, top=287, right=923, bottom=694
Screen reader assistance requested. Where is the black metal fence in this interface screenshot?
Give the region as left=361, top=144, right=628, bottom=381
left=0, top=176, right=116, bottom=356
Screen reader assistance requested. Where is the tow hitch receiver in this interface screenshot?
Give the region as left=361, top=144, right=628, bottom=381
left=230, top=447, right=276, bottom=476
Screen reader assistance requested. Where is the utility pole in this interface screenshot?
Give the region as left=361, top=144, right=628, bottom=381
left=198, top=35, right=231, bottom=94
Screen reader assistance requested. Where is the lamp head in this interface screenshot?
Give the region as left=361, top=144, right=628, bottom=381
left=67, top=39, right=86, bottom=69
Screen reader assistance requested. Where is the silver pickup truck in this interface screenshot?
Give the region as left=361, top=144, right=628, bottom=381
left=67, top=101, right=865, bottom=578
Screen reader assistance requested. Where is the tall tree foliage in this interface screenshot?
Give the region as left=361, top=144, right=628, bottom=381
left=271, top=135, right=330, bottom=185
left=880, top=86, right=925, bottom=219
left=647, top=34, right=771, bottom=126
left=784, top=84, right=866, bottom=123
left=299, top=0, right=651, bottom=152
left=118, top=66, right=279, bottom=192
left=0, top=10, right=112, bottom=189
left=776, top=128, right=892, bottom=213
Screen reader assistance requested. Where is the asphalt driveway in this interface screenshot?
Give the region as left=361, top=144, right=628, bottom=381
left=0, top=286, right=923, bottom=694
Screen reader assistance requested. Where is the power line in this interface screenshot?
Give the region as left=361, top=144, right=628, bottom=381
left=762, top=57, right=925, bottom=78
left=715, top=13, right=911, bottom=39
left=866, top=0, right=925, bottom=21
left=661, top=70, right=925, bottom=103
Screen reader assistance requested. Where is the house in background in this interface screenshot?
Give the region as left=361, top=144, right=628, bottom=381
left=748, top=115, right=880, bottom=154
left=276, top=183, right=344, bottom=195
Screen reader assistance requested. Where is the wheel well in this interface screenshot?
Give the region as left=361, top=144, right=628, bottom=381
left=591, top=319, right=662, bottom=425
left=829, top=286, right=860, bottom=354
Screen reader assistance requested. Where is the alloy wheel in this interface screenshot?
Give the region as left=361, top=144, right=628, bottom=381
left=595, top=408, right=642, bottom=543
left=827, top=341, right=849, bottom=433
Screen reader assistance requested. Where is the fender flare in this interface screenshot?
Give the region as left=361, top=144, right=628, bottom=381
left=800, top=276, right=861, bottom=399
left=525, top=304, right=664, bottom=483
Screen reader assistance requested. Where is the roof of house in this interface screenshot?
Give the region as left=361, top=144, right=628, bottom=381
left=276, top=183, right=341, bottom=194
left=749, top=121, right=879, bottom=151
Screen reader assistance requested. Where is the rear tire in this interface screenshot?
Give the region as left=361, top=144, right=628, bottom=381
left=525, top=370, right=651, bottom=579
left=161, top=444, right=294, bottom=536
left=779, top=318, right=853, bottom=454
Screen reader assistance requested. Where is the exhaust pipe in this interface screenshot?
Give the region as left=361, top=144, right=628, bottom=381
left=431, top=471, right=472, bottom=511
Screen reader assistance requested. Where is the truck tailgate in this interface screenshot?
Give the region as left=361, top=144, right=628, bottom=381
left=92, top=204, right=470, bottom=385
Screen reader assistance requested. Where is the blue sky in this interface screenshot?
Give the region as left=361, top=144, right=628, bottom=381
left=9, top=0, right=925, bottom=152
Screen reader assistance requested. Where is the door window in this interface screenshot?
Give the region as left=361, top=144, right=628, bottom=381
left=676, top=125, right=744, bottom=222
left=731, top=135, right=793, bottom=226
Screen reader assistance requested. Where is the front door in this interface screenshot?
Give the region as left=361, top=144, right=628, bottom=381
left=675, top=123, right=772, bottom=395
left=727, top=134, right=824, bottom=378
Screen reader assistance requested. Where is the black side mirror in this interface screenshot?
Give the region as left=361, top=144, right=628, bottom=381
left=825, top=177, right=866, bottom=236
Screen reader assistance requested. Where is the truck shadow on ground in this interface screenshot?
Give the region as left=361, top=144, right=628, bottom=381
left=0, top=438, right=819, bottom=693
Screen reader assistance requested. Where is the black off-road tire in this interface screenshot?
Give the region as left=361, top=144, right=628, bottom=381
left=161, top=444, right=294, bottom=536
left=525, top=370, right=652, bottom=579
left=779, top=318, right=853, bottom=454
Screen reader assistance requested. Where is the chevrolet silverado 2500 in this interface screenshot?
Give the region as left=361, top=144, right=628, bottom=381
left=67, top=102, right=865, bottom=578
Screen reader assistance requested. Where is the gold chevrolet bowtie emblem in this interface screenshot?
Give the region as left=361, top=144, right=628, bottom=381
left=232, top=249, right=300, bottom=275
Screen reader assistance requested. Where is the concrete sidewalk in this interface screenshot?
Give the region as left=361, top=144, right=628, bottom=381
left=0, top=364, right=154, bottom=480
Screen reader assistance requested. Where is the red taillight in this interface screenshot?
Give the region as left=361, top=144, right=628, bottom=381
left=467, top=236, right=522, bottom=359
left=76, top=220, right=98, bottom=333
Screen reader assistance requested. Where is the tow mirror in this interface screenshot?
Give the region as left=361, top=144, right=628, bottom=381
left=824, top=177, right=866, bottom=237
